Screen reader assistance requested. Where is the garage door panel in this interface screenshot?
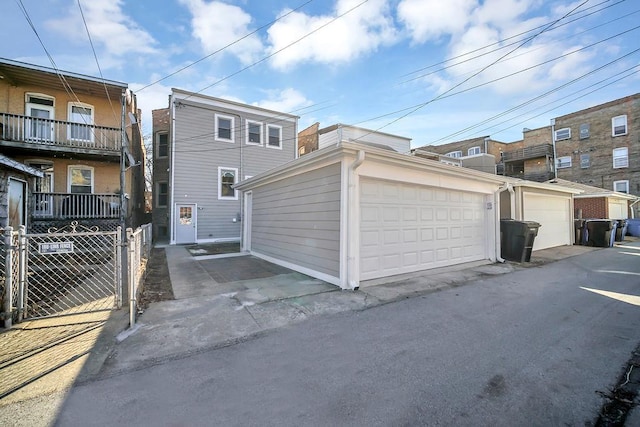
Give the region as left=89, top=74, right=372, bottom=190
left=523, top=193, right=571, bottom=250
left=360, top=179, right=488, bottom=280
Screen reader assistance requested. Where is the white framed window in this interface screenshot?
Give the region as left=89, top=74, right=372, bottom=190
left=613, top=180, right=629, bottom=194
left=68, top=102, right=94, bottom=142
left=215, top=114, right=234, bottom=142
left=467, top=146, right=481, bottom=156
left=580, top=153, right=590, bottom=169
left=25, top=93, right=55, bottom=141
left=579, top=123, right=590, bottom=139
left=555, top=128, right=571, bottom=141
left=266, top=124, right=282, bottom=149
left=156, top=132, right=168, bottom=158
left=156, top=182, right=168, bottom=207
left=446, top=150, right=462, bottom=158
left=68, top=165, right=94, bottom=193
left=612, top=115, right=627, bottom=136
left=246, top=120, right=263, bottom=145
left=556, top=156, right=572, bottom=169
left=218, top=167, right=238, bottom=200
left=613, top=147, right=628, bottom=168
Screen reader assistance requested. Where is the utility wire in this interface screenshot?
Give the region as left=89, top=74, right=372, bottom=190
left=352, top=0, right=592, bottom=141
left=181, top=0, right=370, bottom=101
left=135, top=0, right=315, bottom=93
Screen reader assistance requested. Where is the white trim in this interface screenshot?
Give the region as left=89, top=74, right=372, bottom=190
left=67, top=165, right=94, bottom=193
left=446, top=150, right=462, bottom=158
left=251, top=251, right=341, bottom=288
left=555, top=127, right=571, bottom=141
left=613, top=180, right=629, bottom=194
left=245, top=120, right=263, bottom=146
left=215, top=113, right=235, bottom=142
left=218, top=166, right=238, bottom=200
left=242, top=191, right=252, bottom=252
left=67, top=101, right=95, bottom=142
left=612, top=115, right=628, bottom=136
left=194, top=237, right=240, bottom=244
left=613, top=147, right=628, bottom=169
left=156, top=131, right=169, bottom=158
left=556, top=156, right=572, bottom=169
left=266, top=124, right=283, bottom=149
left=170, top=95, right=177, bottom=244
left=172, top=89, right=298, bottom=122
left=468, top=146, right=481, bottom=156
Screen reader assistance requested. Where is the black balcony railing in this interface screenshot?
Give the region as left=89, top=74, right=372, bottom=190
left=502, top=144, right=553, bottom=162
left=31, top=193, right=120, bottom=220
left=0, top=113, right=120, bottom=152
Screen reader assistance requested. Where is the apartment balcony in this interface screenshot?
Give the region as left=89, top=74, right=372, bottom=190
left=0, top=113, right=121, bottom=157
left=502, top=144, right=553, bottom=162
left=31, top=193, right=120, bottom=220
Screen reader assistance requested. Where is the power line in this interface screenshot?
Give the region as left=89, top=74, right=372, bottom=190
left=135, top=0, right=315, bottom=93
left=351, top=0, right=592, bottom=141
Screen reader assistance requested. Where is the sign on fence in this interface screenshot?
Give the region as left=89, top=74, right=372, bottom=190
left=38, top=242, right=74, bottom=254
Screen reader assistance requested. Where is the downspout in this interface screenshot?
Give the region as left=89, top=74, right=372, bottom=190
left=494, top=183, right=513, bottom=263
left=630, top=198, right=640, bottom=219
left=551, top=118, right=558, bottom=179
left=347, top=150, right=365, bottom=290
left=169, top=96, right=176, bottom=244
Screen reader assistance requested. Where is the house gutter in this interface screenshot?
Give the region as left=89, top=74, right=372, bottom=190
left=347, top=150, right=365, bottom=290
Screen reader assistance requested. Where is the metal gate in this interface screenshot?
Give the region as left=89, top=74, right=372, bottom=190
left=2, top=223, right=122, bottom=322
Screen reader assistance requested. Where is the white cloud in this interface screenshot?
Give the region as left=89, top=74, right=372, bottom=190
left=253, top=88, right=313, bottom=114
left=179, top=0, right=263, bottom=65
left=46, top=0, right=157, bottom=56
left=266, top=0, right=398, bottom=70
left=398, top=0, right=476, bottom=43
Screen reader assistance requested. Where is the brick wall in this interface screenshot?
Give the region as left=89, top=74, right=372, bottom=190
left=574, top=197, right=607, bottom=219
left=151, top=108, right=170, bottom=241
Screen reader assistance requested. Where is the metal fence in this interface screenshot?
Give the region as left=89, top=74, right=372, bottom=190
left=1, top=222, right=153, bottom=328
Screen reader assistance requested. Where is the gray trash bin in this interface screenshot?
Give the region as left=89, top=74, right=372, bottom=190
left=501, top=219, right=541, bottom=262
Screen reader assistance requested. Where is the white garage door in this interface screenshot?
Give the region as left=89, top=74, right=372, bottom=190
left=360, top=179, right=488, bottom=281
left=608, top=199, right=628, bottom=219
left=522, top=193, right=571, bottom=250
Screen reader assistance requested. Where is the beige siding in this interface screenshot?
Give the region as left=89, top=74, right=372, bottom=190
left=251, top=163, right=341, bottom=277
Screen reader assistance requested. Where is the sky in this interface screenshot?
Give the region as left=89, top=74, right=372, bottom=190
left=3, top=0, right=639, bottom=148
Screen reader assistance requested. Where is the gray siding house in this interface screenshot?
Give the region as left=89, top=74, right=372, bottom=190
left=160, top=89, right=298, bottom=244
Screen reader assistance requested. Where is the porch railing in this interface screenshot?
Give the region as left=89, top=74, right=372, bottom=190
left=502, top=144, right=553, bottom=162
left=0, top=113, right=120, bottom=152
left=32, top=193, right=120, bottom=220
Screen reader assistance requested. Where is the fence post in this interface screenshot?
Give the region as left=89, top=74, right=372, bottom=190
left=116, top=226, right=122, bottom=308
left=127, top=227, right=136, bottom=328
left=17, top=225, right=26, bottom=323
left=3, top=226, right=13, bottom=329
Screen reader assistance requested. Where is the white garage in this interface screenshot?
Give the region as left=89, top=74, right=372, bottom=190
left=360, top=179, right=488, bottom=280
left=522, top=192, right=573, bottom=250
left=608, top=199, right=628, bottom=219
left=237, top=142, right=505, bottom=289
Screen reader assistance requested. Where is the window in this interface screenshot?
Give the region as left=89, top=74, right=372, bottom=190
left=246, top=121, right=262, bottom=145
left=580, top=154, right=590, bottom=169
left=446, top=151, right=462, bottom=158
left=157, top=133, right=168, bottom=158
left=68, top=102, right=94, bottom=142
left=215, top=114, right=234, bottom=142
left=554, top=128, right=571, bottom=141
left=218, top=167, right=238, bottom=200
left=156, top=182, right=168, bottom=207
left=613, top=180, right=629, bottom=194
left=579, top=123, right=590, bottom=139
left=25, top=93, right=55, bottom=141
left=467, top=146, right=481, bottom=156
left=613, top=147, right=628, bottom=168
left=266, top=125, right=282, bottom=149
left=68, top=166, right=93, bottom=193
left=556, top=156, right=572, bottom=169
left=612, top=115, right=627, bottom=136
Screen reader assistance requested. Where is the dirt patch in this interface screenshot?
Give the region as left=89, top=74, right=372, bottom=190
left=185, top=242, right=241, bottom=256
left=138, top=248, right=174, bottom=310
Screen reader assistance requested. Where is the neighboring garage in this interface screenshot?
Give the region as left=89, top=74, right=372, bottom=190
left=236, top=142, right=505, bottom=289
left=522, top=192, right=572, bottom=250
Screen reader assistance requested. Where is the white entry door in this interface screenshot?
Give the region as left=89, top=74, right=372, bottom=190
left=26, top=97, right=55, bottom=141
left=175, top=204, right=197, bottom=244
left=360, top=179, right=488, bottom=281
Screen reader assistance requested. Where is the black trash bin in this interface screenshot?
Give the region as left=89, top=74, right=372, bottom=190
left=574, top=219, right=586, bottom=245
left=585, top=219, right=615, bottom=247
left=501, top=219, right=541, bottom=262
left=615, top=219, right=627, bottom=242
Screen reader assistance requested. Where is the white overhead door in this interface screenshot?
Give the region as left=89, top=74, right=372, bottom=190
left=608, top=199, right=628, bottom=219
left=522, top=193, right=571, bottom=250
left=360, top=179, right=488, bottom=281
